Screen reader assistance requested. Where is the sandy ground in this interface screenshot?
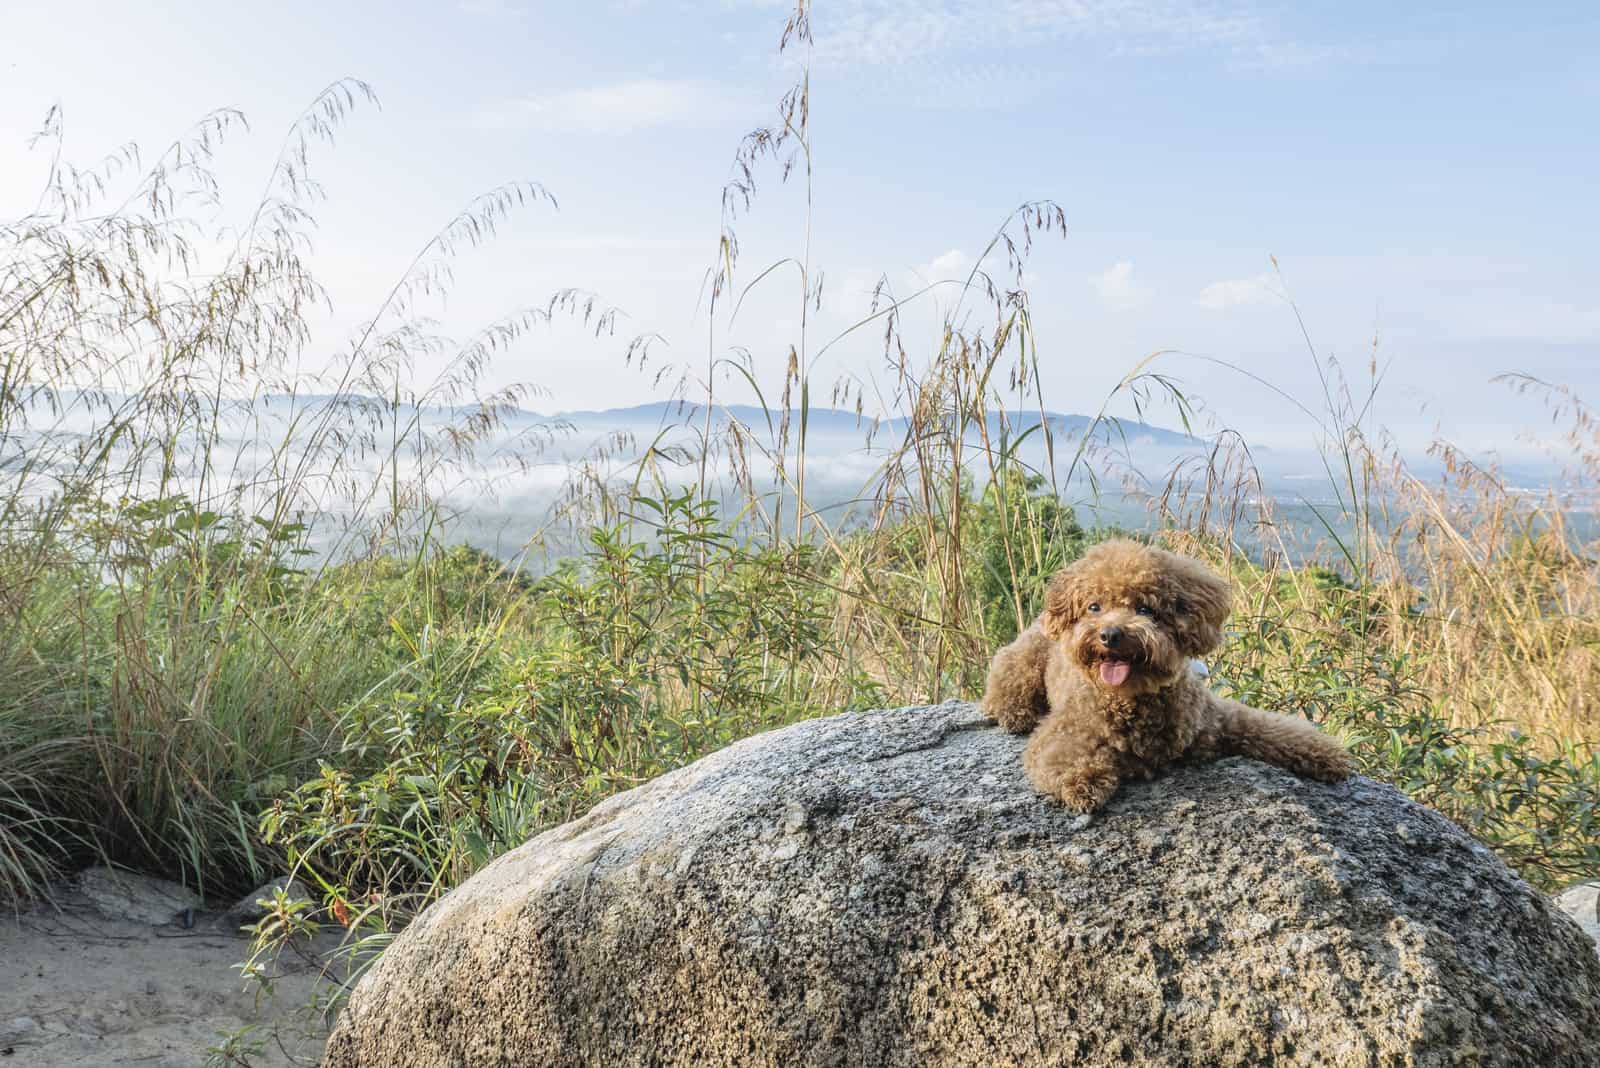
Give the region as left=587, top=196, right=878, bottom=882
left=0, top=892, right=355, bottom=1067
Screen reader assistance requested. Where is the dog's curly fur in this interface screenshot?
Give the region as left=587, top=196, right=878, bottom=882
left=982, top=539, right=1352, bottom=812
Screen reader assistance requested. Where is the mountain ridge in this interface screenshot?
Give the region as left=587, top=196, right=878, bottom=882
left=27, top=388, right=1203, bottom=448
left=538, top=400, right=1202, bottom=448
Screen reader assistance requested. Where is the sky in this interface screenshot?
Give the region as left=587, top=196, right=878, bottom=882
left=2, top=0, right=1597, bottom=456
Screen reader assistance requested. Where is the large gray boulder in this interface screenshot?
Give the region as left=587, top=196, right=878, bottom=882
left=324, top=703, right=1600, bottom=1067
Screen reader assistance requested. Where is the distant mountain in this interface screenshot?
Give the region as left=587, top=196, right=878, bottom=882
left=33, top=389, right=1202, bottom=451
left=545, top=401, right=883, bottom=436
left=956, top=410, right=1201, bottom=449
left=544, top=401, right=1202, bottom=448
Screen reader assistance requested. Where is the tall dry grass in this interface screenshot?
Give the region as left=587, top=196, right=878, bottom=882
left=0, top=79, right=588, bottom=903
left=1145, top=353, right=1600, bottom=747
left=604, top=2, right=1600, bottom=758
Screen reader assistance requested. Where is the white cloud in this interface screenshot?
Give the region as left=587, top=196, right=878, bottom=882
left=456, top=0, right=521, bottom=16
left=529, top=235, right=701, bottom=253
left=809, top=0, right=1337, bottom=74
left=904, top=248, right=972, bottom=293
left=921, top=249, right=969, bottom=278
left=1196, top=272, right=1280, bottom=311
left=477, top=79, right=747, bottom=135
left=1092, top=261, right=1149, bottom=312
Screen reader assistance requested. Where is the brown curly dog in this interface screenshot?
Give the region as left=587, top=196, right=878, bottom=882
left=982, top=539, right=1352, bottom=813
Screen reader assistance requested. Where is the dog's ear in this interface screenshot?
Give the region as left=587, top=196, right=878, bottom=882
left=1164, top=555, right=1232, bottom=656
left=1039, top=562, right=1088, bottom=639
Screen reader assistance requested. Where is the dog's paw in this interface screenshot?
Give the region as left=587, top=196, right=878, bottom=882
left=1051, top=773, right=1119, bottom=814
left=1306, top=749, right=1355, bottom=783
left=1291, top=736, right=1356, bottom=783
left=984, top=700, right=1042, bottom=734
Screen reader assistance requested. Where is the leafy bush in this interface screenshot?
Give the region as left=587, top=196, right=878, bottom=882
left=261, top=490, right=867, bottom=929
left=968, top=467, right=1091, bottom=644
left=1215, top=558, right=1599, bottom=890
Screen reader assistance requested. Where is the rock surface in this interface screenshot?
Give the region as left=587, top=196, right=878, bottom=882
left=78, top=866, right=203, bottom=927
left=324, top=702, right=1600, bottom=1067
left=224, top=876, right=316, bottom=928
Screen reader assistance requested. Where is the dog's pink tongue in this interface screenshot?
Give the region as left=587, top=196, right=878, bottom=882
left=1100, top=660, right=1131, bottom=686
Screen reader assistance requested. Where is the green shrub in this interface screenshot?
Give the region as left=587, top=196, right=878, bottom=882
left=1216, top=568, right=1599, bottom=890
left=968, top=467, right=1091, bottom=644
left=260, top=490, right=870, bottom=928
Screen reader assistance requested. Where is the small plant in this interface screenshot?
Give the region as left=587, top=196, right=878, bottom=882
left=204, top=1024, right=269, bottom=1068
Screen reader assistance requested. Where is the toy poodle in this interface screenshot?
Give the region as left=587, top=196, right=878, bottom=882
left=982, top=539, right=1352, bottom=813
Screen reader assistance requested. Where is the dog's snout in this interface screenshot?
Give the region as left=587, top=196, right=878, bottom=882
left=1098, top=626, right=1124, bottom=647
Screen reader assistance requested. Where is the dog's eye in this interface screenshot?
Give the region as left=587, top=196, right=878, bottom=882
left=1136, top=604, right=1154, bottom=617
left=1087, top=602, right=1101, bottom=613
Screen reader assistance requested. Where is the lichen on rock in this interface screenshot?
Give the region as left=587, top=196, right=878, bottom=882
left=323, top=702, right=1600, bottom=1067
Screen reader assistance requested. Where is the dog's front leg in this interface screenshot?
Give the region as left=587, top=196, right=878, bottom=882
left=981, top=624, right=1055, bottom=734
left=1022, top=718, right=1122, bottom=813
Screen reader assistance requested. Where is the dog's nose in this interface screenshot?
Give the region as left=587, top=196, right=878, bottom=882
left=1099, top=626, right=1124, bottom=647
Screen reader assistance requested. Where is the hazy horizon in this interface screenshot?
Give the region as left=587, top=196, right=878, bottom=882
left=9, top=387, right=1590, bottom=572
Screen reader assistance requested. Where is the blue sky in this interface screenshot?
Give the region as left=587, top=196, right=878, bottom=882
left=2, top=1, right=1597, bottom=453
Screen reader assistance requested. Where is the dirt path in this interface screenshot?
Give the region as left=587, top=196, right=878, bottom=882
left=1, top=891, right=353, bottom=1067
